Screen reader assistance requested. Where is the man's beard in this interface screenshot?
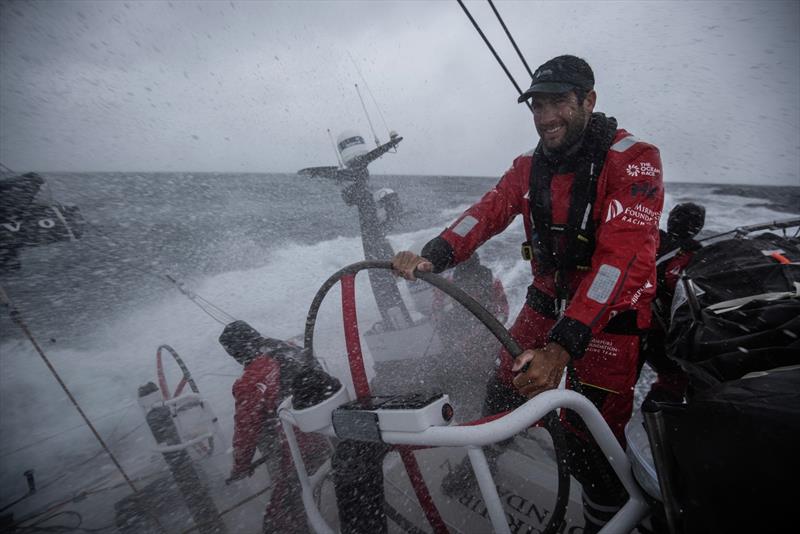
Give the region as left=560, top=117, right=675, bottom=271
left=543, top=106, right=590, bottom=157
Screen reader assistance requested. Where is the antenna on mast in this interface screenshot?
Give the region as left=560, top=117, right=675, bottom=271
left=348, top=51, right=392, bottom=140
left=327, top=128, right=345, bottom=168
left=355, top=83, right=380, bottom=147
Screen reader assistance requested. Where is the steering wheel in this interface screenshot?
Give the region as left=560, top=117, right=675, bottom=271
left=155, top=344, right=213, bottom=457
left=303, top=260, right=572, bottom=534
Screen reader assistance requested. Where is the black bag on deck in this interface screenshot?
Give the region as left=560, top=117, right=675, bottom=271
left=661, top=367, right=800, bottom=533
left=658, top=233, right=800, bottom=533
left=666, top=233, right=800, bottom=389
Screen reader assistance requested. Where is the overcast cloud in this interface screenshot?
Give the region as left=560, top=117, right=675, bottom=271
left=0, top=0, right=798, bottom=185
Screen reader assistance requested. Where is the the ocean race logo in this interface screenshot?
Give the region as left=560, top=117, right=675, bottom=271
left=626, top=161, right=661, bottom=178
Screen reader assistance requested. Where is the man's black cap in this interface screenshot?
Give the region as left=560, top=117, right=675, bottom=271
left=518, top=55, right=595, bottom=103
left=219, top=320, right=266, bottom=365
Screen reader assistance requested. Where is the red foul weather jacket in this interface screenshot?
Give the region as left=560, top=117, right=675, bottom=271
left=231, top=355, right=281, bottom=473
left=425, top=129, right=664, bottom=360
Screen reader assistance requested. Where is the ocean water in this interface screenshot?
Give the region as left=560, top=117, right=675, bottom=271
left=1, top=172, right=798, bottom=530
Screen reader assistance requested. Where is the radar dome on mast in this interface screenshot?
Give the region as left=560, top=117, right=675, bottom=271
left=336, top=130, right=369, bottom=168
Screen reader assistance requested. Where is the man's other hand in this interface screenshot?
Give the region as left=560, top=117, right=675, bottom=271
left=511, top=342, right=571, bottom=398
left=391, top=251, right=432, bottom=281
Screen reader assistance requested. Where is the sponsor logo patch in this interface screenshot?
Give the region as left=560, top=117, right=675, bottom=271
left=606, top=200, right=660, bottom=227
left=630, top=279, right=654, bottom=306
left=621, top=203, right=660, bottom=226
left=626, top=161, right=661, bottom=178
left=605, top=199, right=624, bottom=222
left=630, top=182, right=659, bottom=199
left=587, top=337, right=619, bottom=358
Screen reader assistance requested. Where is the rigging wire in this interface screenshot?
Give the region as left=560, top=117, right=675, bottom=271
left=0, top=287, right=168, bottom=534
left=486, top=0, right=534, bottom=78
left=455, top=0, right=533, bottom=113
left=77, top=220, right=237, bottom=325
left=0, top=160, right=15, bottom=173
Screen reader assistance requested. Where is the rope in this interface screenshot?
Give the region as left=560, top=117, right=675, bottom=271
left=697, top=217, right=800, bottom=244
left=455, top=0, right=533, bottom=113
left=13, top=510, right=113, bottom=533
left=0, top=287, right=168, bottom=534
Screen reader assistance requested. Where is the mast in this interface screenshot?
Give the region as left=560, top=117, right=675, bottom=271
left=299, top=134, right=411, bottom=330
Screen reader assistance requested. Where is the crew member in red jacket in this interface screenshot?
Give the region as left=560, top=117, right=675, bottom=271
left=393, top=55, right=663, bottom=533
left=220, top=320, right=328, bottom=534
left=643, top=202, right=706, bottom=401
left=655, top=202, right=705, bottom=304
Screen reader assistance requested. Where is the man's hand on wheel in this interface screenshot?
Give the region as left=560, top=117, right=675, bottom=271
left=391, top=251, right=432, bottom=281
left=511, top=342, right=571, bottom=398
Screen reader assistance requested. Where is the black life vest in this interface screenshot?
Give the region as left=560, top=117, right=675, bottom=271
left=527, top=112, right=618, bottom=278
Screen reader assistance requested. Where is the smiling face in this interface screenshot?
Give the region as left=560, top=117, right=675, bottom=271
left=531, top=89, right=596, bottom=154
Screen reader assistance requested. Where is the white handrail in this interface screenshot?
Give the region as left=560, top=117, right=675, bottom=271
left=279, top=389, right=650, bottom=533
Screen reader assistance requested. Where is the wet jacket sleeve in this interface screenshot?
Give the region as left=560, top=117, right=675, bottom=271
left=231, top=357, right=281, bottom=473
left=422, top=155, right=530, bottom=272
left=549, top=143, right=664, bottom=358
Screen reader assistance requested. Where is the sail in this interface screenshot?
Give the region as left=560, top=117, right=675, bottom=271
left=0, top=172, right=84, bottom=270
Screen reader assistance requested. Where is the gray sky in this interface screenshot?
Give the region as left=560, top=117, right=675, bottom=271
left=1, top=0, right=798, bottom=185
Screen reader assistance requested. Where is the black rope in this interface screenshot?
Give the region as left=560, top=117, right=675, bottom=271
left=14, top=510, right=114, bottom=533
left=487, top=0, right=534, bottom=78
left=455, top=0, right=533, bottom=113
left=698, top=217, right=800, bottom=244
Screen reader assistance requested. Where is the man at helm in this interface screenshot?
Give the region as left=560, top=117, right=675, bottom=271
left=393, top=54, right=664, bottom=533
